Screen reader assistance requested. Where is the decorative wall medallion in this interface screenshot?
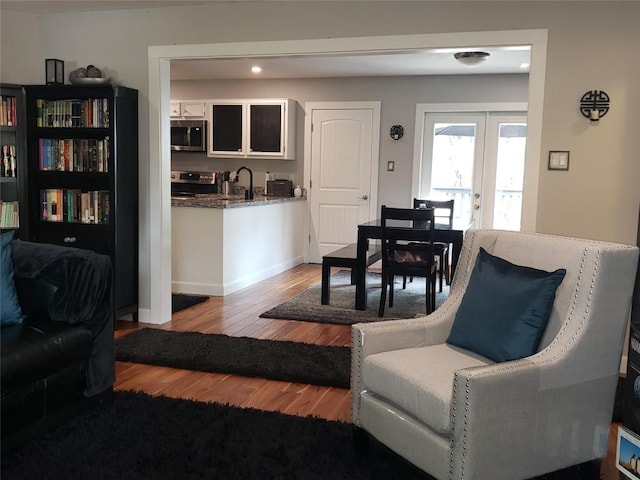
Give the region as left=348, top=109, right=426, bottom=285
left=580, top=90, right=610, bottom=121
left=390, top=125, right=404, bottom=140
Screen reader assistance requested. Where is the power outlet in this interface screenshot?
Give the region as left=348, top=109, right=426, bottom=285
left=387, top=161, right=395, bottom=172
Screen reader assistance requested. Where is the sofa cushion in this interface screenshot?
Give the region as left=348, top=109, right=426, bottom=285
left=0, top=232, right=23, bottom=326
left=362, top=344, right=493, bottom=435
left=446, top=247, right=566, bottom=363
left=1, top=316, right=93, bottom=392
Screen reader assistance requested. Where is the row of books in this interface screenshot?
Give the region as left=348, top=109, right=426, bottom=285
left=39, top=138, right=109, bottom=172
left=40, top=188, right=110, bottom=224
left=0, top=95, right=17, bottom=127
left=0, top=201, right=19, bottom=228
left=35, top=98, right=110, bottom=128
left=2, top=144, right=17, bottom=177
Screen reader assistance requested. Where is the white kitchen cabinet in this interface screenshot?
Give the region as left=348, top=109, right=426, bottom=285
left=181, top=101, right=206, bottom=118
left=170, top=101, right=181, bottom=118
left=207, top=99, right=296, bottom=159
left=171, top=200, right=305, bottom=295
left=170, top=100, right=206, bottom=118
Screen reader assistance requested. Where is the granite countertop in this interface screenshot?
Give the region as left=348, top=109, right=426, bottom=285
left=171, top=194, right=305, bottom=209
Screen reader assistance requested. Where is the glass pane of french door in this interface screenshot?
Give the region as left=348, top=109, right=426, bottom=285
left=420, top=113, right=485, bottom=229
left=491, top=119, right=527, bottom=230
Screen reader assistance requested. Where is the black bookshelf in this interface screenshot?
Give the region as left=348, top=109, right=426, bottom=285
left=0, top=84, right=28, bottom=238
left=24, top=84, right=138, bottom=320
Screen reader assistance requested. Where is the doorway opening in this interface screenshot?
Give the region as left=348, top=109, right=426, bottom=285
left=146, top=31, right=548, bottom=325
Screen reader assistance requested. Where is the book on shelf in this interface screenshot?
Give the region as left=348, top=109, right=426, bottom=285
left=36, top=98, right=110, bottom=128
left=38, top=138, right=109, bottom=172
left=0, top=201, right=19, bottom=228
left=1, top=144, right=17, bottom=177
left=40, top=188, right=110, bottom=224
left=0, top=95, right=16, bottom=127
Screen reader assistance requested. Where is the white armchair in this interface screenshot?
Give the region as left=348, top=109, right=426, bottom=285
left=351, top=229, right=639, bottom=480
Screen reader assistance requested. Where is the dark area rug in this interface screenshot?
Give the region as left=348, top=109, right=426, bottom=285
left=0, top=391, right=433, bottom=480
left=0, top=391, right=601, bottom=480
left=260, top=270, right=449, bottom=325
left=116, top=328, right=350, bottom=388
left=172, top=293, right=209, bottom=313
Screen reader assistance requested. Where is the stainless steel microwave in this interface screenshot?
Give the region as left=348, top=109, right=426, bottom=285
left=171, top=120, right=207, bottom=152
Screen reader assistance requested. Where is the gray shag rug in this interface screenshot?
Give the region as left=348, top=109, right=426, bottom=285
left=260, top=270, right=449, bottom=325
left=172, top=293, right=209, bottom=313
left=116, top=328, right=350, bottom=388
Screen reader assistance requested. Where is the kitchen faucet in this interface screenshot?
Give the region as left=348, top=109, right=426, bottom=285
left=237, top=166, right=254, bottom=200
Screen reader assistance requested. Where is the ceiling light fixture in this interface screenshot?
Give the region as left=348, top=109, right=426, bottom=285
left=251, top=66, right=262, bottom=74
left=453, top=51, right=490, bottom=66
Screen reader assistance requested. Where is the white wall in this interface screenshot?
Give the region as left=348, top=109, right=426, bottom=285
left=171, top=74, right=529, bottom=209
left=2, top=1, right=639, bottom=314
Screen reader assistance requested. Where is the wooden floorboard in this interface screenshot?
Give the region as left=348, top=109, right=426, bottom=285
left=114, top=263, right=617, bottom=478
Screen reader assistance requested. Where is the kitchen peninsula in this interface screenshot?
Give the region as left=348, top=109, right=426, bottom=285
left=171, top=194, right=306, bottom=296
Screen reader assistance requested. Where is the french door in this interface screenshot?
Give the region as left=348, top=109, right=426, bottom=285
left=417, top=111, right=527, bottom=230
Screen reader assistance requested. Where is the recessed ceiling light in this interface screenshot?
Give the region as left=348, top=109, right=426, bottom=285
left=453, top=51, right=490, bottom=66
left=251, top=66, right=262, bottom=74
left=520, top=62, right=530, bottom=69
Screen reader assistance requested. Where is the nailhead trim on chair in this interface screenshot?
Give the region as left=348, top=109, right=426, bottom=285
left=450, top=375, right=459, bottom=478
left=351, top=328, right=366, bottom=425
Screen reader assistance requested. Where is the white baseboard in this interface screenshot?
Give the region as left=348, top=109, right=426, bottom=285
left=172, top=256, right=304, bottom=296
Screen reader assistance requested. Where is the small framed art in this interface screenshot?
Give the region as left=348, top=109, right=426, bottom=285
left=548, top=151, right=570, bottom=171
left=617, top=426, right=640, bottom=480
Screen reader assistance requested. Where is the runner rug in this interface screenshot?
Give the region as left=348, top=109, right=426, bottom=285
left=115, top=328, right=350, bottom=388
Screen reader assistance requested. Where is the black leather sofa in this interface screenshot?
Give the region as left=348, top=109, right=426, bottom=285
left=1, top=239, right=115, bottom=452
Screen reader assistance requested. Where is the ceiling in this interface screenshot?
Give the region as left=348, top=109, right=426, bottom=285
left=170, top=47, right=530, bottom=80
left=1, top=1, right=531, bottom=80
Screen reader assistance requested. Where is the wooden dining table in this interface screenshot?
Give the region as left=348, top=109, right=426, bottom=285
left=354, top=219, right=465, bottom=310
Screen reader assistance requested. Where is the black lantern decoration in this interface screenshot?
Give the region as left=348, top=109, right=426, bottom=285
left=580, top=90, right=610, bottom=122
left=45, top=59, right=65, bottom=85
left=390, top=125, right=404, bottom=140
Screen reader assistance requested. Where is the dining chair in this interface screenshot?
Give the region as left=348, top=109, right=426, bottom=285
left=413, top=198, right=454, bottom=292
left=378, top=205, right=437, bottom=317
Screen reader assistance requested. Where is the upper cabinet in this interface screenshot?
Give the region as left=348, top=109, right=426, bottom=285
left=170, top=100, right=206, bottom=118
left=207, top=99, right=296, bottom=160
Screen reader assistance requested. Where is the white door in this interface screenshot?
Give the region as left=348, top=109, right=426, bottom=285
left=419, top=112, right=526, bottom=230
left=306, top=102, right=380, bottom=263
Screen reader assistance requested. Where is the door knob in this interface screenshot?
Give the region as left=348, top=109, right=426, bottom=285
left=359, top=194, right=369, bottom=200
left=473, top=204, right=480, bottom=210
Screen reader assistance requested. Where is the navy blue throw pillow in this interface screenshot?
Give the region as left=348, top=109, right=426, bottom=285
left=0, top=231, right=23, bottom=326
left=446, top=247, right=566, bottom=363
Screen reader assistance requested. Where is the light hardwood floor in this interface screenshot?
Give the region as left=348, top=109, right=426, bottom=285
left=114, top=263, right=619, bottom=479
left=115, top=264, right=352, bottom=422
